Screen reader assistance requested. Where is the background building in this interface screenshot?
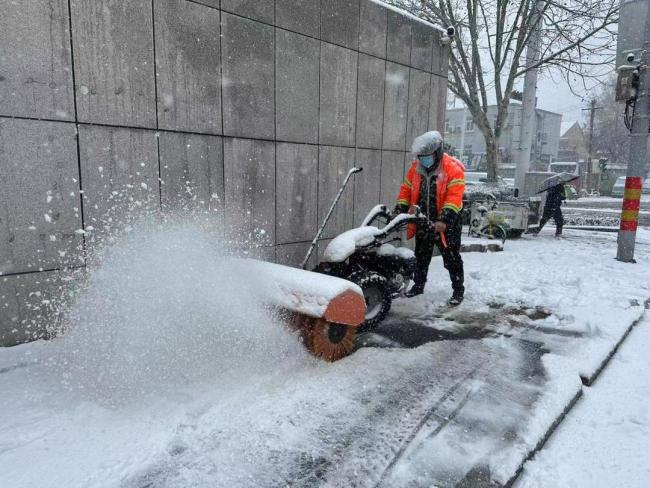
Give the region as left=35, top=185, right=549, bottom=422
left=444, top=103, right=562, bottom=176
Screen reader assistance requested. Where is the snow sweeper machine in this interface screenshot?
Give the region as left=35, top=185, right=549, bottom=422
left=258, top=166, right=433, bottom=363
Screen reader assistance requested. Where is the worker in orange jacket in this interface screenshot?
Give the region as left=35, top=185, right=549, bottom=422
left=394, top=131, right=465, bottom=305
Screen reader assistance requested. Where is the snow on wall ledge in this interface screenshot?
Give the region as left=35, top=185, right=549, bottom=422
left=0, top=0, right=450, bottom=346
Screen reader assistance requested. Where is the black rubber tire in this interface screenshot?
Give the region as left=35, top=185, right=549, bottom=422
left=492, top=225, right=507, bottom=244
left=347, top=271, right=392, bottom=331
left=508, top=229, right=524, bottom=239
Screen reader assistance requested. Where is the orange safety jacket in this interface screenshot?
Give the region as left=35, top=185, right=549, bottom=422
left=396, top=153, right=465, bottom=240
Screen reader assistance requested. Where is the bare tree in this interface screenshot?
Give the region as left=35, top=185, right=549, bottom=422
left=591, top=77, right=629, bottom=167
left=387, top=0, right=618, bottom=181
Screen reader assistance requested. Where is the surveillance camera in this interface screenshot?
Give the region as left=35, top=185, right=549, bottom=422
left=447, top=26, right=455, bottom=37
left=627, top=53, right=636, bottom=63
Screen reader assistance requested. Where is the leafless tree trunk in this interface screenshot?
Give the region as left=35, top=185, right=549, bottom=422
left=387, top=0, right=618, bottom=182
left=592, top=77, right=629, bottom=166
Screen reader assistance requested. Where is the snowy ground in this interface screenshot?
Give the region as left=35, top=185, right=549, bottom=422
left=1, top=224, right=649, bottom=487
left=516, top=314, right=650, bottom=488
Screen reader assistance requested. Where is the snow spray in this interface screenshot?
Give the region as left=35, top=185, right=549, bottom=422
left=48, top=215, right=308, bottom=405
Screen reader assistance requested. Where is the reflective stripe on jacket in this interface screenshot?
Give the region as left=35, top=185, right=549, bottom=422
left=396, top=154, right=465, bottom=239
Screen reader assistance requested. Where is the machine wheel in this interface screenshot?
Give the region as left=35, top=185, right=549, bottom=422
left=492, top=225, right=508, bottom=244
left=481, top=224, right=507, bottom=244
left=301, top=317, right=356, bottom=361
left=508, top=229, right=524, bottom=239
left=347, top=271, right=392, bottom=331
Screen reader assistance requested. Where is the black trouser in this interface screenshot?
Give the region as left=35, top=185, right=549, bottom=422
left=538, top=205, right=563, bottom=235
left=414, top=220, right=464, bottom=294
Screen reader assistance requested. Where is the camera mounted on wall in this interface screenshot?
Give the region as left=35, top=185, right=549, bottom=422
left=440, top=26, right=455, bottom=45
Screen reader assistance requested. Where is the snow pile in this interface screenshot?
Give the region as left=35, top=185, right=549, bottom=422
left=50, top=220, right=307, bottom=405
left=323, top=226, right=382, bottom=262
left=516, top=316, right=650, bottom=488
left=377, top=243, right=415, bottom=259
left=245, top=258, right=362, bottom=319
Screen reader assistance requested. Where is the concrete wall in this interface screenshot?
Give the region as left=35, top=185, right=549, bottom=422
left=0, top=0, right=448, bottom=345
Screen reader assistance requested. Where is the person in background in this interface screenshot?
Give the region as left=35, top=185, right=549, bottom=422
left=393, top=131, right=466, bottom=306
left=531, top=182, right=566, bottom=236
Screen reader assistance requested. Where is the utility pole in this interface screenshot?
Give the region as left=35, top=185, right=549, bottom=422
left=616, top=0, right=650, bottom=262
left=582, top=99, right=603, bottom=191
left=514, top=0, right=545, bottom=196
left=460, top=109, right=467, bottom=165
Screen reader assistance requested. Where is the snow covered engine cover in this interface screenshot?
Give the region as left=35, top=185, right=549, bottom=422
left=315, top=205, right=420, bottom=330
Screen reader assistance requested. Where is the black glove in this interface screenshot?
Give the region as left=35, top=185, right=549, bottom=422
left=439, top=208, right=459, bottom=227
left=392, top=203, right=408, bottom=218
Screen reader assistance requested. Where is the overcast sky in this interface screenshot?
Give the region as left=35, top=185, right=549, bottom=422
left=536, top=70, right=612, bottom=133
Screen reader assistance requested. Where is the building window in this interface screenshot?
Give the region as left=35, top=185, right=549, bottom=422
left=445, top=119, right=452, bottom=134
left=465, top=116, right=474, bottom=132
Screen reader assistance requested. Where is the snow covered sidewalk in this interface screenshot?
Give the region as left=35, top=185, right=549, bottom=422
left=1, top=224, right=649, bottom=487
left=516, top=314, right=650, bottom=488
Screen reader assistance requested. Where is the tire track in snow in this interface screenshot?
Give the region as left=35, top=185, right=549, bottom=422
left=373, top=367, right=479, bottom=488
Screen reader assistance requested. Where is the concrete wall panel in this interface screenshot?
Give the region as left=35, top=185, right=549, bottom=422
left=404, top=151, right=414, bottom=175
left=381, top=150, right=406, bottom=206
left=70, top=0, right=156, bottom=127
left=244, top=245, right=276, bottom=262
left=159, top=132, right=224, bottom=216
left=0, top=0, right=74, bottom=121
left=224, top=138, right=275, bottom=247
left=318, top=146, right=355, bottom=239
left=410, top=22, right=434, bottom=72
left=154, top=0, right=222, bottom=134
left=276, top=0, right=320, bottom=37
left=382, top=62, right=409, bottom=151
left=190, top=0, right=220, bottom=8
left=359, top=0, right=388, bottom=58
left=386, top=11, right=411, bottom=65
left=406, top=69, right=431, bottom=148
left=276, top=241, right=316, bottom=269
left=429, top=74, right=447, bottom=132
left=433, top=35, right=448, bottom=76
left=276, top=31, right=319, bottom=144
left=353, top=149, right=381, bottom=225
left=221, top=0, right=274, bottom=23
left=356, top=54, right=385, bottom=149
left=317, top=237, right=333, bottom=262
left=276, top=143, right=318, bottom=244
left=78, top=126, right=159, bottom=235
left=320, top=43, right=358, bottom=147
left=321, top=0, right=360, bottom=50
left=221, top=14, right=275, bottom=139
left=0, top=270, right=72, bottom=346
left=0, top=119, right=82, bottom=275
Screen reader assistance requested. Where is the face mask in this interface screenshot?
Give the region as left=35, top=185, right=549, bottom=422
left=419, top=154, right=435, bottom=169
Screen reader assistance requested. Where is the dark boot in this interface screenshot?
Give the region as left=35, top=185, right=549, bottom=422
left=448, top=288, right=464, bottom=306
left=406, top=281, right=426, bottom=297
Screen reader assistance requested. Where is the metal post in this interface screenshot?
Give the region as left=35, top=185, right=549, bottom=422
left=586, top=99, right=596, bottom=190
left=301, top=167, right=363, bottom=269
left=583, top=99, right=603, bottom=191
left=617, top=1, right=650, bottom=262
left=514, top=0, right=545, bottom=196
left=460, top=109, right=467, bottom=165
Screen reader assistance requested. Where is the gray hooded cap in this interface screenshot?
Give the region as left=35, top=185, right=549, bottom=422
left=411, top=130, right=443, bottom=155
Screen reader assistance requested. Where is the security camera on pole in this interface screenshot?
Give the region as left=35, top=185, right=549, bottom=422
left=615, top=0, right=650, bottom=262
